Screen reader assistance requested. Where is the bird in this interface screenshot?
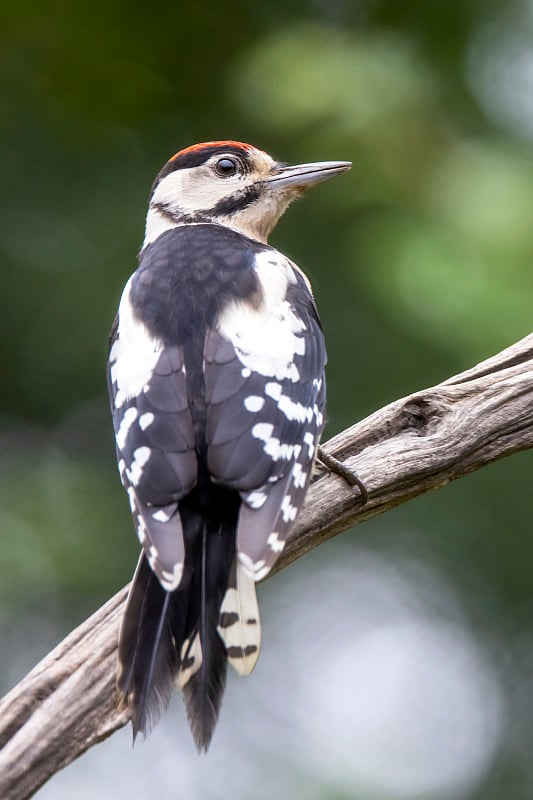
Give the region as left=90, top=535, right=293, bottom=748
left=107, top=140, right=352, bottom=751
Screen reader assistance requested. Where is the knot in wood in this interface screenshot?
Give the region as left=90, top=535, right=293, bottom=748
left=400, top=395, right=442, bottom=435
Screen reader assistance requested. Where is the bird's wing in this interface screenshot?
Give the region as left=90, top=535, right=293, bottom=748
left=205, top=262, right=326, bottom=581
left=108, top=313, right=197, bottom=590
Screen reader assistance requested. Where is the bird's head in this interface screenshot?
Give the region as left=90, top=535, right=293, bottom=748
left=145, top=141, right=351, bottom=245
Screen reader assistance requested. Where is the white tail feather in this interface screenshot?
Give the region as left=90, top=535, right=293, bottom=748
left=218, top=562, right=261, bottom=676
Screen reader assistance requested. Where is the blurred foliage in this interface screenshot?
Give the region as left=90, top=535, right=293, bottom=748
left=2, top=0, right=533, bottom=797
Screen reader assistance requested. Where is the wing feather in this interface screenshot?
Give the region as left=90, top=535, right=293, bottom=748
left=108, top=316, right=197, bottom=591
left=205, top=261, right=326, bottom=581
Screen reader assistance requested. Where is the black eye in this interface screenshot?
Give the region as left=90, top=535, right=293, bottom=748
left=215, top=157, right=239, bottom=177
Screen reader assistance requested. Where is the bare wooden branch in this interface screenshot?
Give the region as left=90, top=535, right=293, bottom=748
left=2, top=332, right=533, bottom=800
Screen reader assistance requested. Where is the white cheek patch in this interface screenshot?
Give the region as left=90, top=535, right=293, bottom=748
left=151, top=166, right=247, bottom=215
left=150, top=170, right=191, bottom=209
left=217, top=251, right=306, bottom=382
left=111, top=277, right=163, bottom=406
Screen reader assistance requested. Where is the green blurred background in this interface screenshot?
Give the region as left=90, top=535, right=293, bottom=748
left=2, top=0, right=533, bottom=797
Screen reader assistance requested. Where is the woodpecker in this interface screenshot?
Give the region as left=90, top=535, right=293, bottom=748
left=108, top=140, right=351, bottom=751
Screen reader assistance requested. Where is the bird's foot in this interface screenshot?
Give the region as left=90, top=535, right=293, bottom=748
left=317, top=445, right=368, bottom=504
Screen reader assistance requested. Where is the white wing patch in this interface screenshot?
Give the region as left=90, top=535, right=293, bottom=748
left=108, top=278, right=197, bottom=593
left=205, top=247, right=326, bottom=587
left=217, top=251, right=306, bottom=382
left=112, top=277, right=164, bottom=407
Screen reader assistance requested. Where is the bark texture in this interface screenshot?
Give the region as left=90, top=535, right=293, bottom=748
left=2, top=333, right=533, bottom=799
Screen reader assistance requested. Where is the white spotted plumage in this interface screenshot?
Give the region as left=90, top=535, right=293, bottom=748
left=109, top=140, right=351, bottom=751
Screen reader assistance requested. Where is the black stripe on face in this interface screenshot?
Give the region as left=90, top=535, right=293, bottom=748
left=151, top=144, right=253, bottom=197
left=152, top=182, right=263, bottom=226
left=209, top=183, right=262, bottom=216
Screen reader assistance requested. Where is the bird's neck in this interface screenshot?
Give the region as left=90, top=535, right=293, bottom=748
left=142, top=198, right=289, bottom=250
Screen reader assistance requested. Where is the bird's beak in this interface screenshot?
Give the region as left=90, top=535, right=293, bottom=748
left=266, top=160, right=352, bottom=192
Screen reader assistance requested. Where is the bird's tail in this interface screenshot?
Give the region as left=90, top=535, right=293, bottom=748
left=117, top=511, right=261, bottom=751
left=177, top=509, right=233, bottom=751
left=117, top=552, right=184, bottom=739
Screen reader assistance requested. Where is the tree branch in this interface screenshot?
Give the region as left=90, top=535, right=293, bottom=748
left=2, top=332, right=533, bottom=800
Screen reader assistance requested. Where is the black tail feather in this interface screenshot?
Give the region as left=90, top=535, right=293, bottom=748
left=117, top=554, right=183, bottom=739
left=181, top=519, right=232, bottom=751
left=118, top=508, right=235, bottom=750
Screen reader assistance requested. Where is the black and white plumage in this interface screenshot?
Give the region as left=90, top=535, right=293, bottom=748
left=108, top=141, right=351, bottom=750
